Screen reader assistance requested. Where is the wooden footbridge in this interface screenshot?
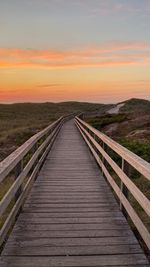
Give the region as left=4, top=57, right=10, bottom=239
left=0, top=116, right=150, bottom=266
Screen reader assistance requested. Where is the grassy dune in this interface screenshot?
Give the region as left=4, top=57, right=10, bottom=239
left=0, top=102, right=108, bottom=161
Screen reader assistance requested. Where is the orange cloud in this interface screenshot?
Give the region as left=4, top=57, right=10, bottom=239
left=0, top=42, right=150, bottom=69
left=0, top=60, right=137, bottom=69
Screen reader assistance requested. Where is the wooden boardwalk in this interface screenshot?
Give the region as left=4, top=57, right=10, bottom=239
left=0, top=120, right=149, bottom=266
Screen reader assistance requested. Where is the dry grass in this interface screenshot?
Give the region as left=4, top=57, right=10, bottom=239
left=0, top=102, right=107, bottom=161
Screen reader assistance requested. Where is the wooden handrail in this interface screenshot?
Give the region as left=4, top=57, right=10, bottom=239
left=0, top=117, right=63, bottom=183
left=0, top=116, right=65, bottom=246
left=75, top=116, right=150, bottom=250
left=76, top=117, right=150, bottom=181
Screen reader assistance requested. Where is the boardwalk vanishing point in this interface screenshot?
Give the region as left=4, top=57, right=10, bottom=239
left=0, top=117, right=150, bottom=266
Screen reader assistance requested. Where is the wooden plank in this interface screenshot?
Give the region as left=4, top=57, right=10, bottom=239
left=23, top=207, right=119, bottom=213
left=17, top=216, right=129, bottom=224
left=6, top=236, right=138, bottom=247
left=29, top=191, right=111, bottom=196
left=8, top=222, right=131, bottom=232
left=27, top=195, right=114, bottom=200
left=10, top=229, right=133, bottom=238
left=17, top=211, right=122, bottom=218
left=27, top=188, right=109, bottom=192
left=31, top=187, right=107, bottom=191
left=24, top=203, right=118, bottom=208
left=33, top=182, right=102, bottom=186
left=2, top=244, right=142, bottom=256
left=0, top=254, right=149, bottom=267
left=26, top=196, right=114, bottom=202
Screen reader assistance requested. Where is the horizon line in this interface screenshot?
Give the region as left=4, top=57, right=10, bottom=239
left=0, top=97, right=149, bottom=106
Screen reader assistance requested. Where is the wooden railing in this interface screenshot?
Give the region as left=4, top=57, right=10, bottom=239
left=0, top=116, right=65, bottom=247
left=75, top=116, right=150, bottom=250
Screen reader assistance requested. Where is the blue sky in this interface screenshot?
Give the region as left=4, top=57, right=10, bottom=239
left=1, top=0, right=150, bottom=49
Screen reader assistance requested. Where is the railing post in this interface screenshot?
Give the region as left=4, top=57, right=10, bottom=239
left=102, top=142, right=109, bottom=177
left=120, top=158, right=129, bottom=218
left=101, top=142, right=105, bottom=176
left=32, top=142, right=39, bottom=180
left=15, top=160, right=23, bottom=204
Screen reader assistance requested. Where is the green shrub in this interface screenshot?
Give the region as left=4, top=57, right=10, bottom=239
left=86, top=114, right=128, bottom=130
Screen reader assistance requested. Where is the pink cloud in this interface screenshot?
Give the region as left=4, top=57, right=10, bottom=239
left=0, top=41, right=150, bottom=69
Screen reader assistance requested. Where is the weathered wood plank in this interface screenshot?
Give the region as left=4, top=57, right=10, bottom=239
left=28, top=192, right=111, bottom=197
left=17, top=216, right=126, bottom=224
left=5, top=236, right=138, bottom=247
left=24, top=203, right=118, bottom=208
left=23, top=207, right=119, bottom=213
left=10, top=229, right=133, bottom=238
left=0, top=254, right=149, bottom=267
left=2, top=244, right=142, bottom=256
left=18, top=211, right=123, bottom=218
left=11, top=222, right=131, bottom=231
left=26, top=197, right=114, bottom=202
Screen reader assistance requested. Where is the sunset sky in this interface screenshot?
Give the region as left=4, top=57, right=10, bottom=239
left=0, top=0, right=150, bottom=103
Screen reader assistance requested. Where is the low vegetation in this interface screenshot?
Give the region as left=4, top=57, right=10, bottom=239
left=117, top=138, right=150, bottom=162
left=85, top=113, right=128, bottom=131
left=120, top=98, right=150, bottom=114
left=85, top=115, right=150, bottom=163
left=0, top=102, right=108, bottom=161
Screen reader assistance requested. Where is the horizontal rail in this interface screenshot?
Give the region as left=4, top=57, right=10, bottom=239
left=0, top=125, right=60, bottom=217
left=75, top=116, right=150, bottom=250
left=0, top=117, right=63, bottom=183
left=0, top=116, right=66, bottom=246
left=76, top=117, right=150, bottom=181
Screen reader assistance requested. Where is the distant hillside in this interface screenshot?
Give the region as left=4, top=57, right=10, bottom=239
left=0, top=101, right=110, bottom=119
left=85, top=98, right=150, bottom=162
left=0, top=99, right=149, bottom=161
left=120, top=98, right=150, bottom=115
left=0, top=101, right=111, bottom=138
left=0, top=101, right=111, bottom=161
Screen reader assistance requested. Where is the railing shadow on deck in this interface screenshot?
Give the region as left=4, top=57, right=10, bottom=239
left=75, top=116, right=150, bottom=254
left=0, top=114, right=74, bottom=249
